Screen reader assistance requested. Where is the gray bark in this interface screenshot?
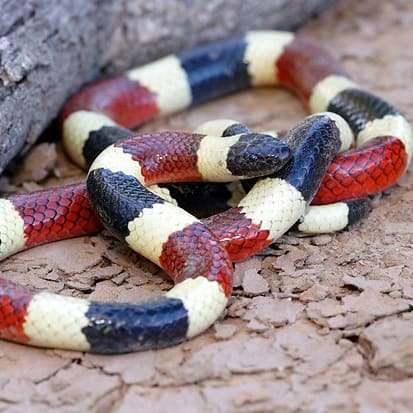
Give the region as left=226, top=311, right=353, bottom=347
left=0, top=0, right=336, bottom=173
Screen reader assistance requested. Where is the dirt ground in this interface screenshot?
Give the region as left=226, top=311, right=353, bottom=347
left=1, top=0, right=413, bottom=412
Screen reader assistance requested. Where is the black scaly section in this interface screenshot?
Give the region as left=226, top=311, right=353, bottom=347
left=226, top=133, right=291, bottom=178
left=327, top=89, right=399, bottom=137
left=87, top=169, right=164, bottom=239
left=160, top=182, right=234, bottom=218
left=222, top=123, right=251, bottom=137
left=83, top=126, right=132, bottom=166
left=83, top=297, right=189, bottom=354
left=279, top=115, right=341, bottom=202
left=179, top=37, right=250, bottom=105
left=346, top=198, right=372, bottom=227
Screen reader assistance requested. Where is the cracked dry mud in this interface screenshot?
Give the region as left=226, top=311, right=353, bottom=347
left=1, top=0, right=413, bottom=412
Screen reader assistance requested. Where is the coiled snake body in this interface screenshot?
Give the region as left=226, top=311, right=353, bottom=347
left=0, top=31, right=411, bottom=353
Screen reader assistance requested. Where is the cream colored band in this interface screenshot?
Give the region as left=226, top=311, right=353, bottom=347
left=309, top=75, right=357, bottom=113
left=24, top=293, right=90, bottom=351
left=239, top=177, right=306, bottom=239
left=357, top=114, right=413, bottom=163
left=127, top=55, right=191, bottom=115
left=298, top=203, right=349, bottom=233
left=166, top=277, right=227, bottom=338
left=126, top=202, right=199, bottom=266
left=197, top=134, right=256, bottom=181
left=63, top=110, right=117, bottom=169
left=0, top=199, right=26, bottom=261
left=245, top=31, right=294, bottom=86
left=88, top=145, right=144, bottom=183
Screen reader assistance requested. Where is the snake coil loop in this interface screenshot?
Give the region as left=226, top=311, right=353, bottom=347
left=0, top=31, right=411, bottom=353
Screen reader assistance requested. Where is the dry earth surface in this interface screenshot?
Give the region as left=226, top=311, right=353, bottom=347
left=1, top=0, right=413, bottom=412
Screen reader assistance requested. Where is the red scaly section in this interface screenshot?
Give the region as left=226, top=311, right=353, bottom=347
left=159, top=222, right=233, bottom=297
left=313, top=136, right=408, bottom=205
left=115, top=132, right=204, bottom=185
left=0, top=279, right=32, bottom=343
left=8, top=182, right=102, bottom=248
left=203, top=208, right=272, bottom=262
left=276, top=37, right=348, bottom=104
left=59, top=75, right=159, bottom=129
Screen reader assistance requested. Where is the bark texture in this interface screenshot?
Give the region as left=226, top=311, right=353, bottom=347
left=0, top=0, right=336, bottom=172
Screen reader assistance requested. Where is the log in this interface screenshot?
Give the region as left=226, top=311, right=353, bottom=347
left=0, top=0, right=336, bottom=173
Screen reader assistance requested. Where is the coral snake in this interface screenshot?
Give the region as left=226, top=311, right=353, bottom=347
left=0, top=31, right=411, bottom=354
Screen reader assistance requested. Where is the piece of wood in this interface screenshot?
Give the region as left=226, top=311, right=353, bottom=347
left=0, top=0, right=336, bottom=172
